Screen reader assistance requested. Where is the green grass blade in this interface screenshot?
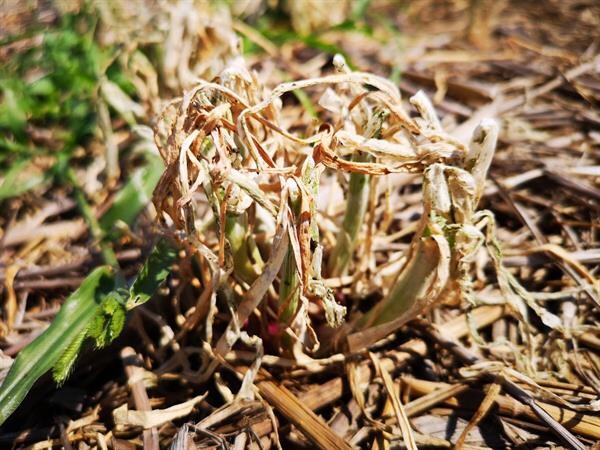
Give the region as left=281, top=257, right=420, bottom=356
left=327, top=111, right=386, bottom=277
left=99, top=154, right=164, bottom=237
left=278, top=186, right=302, bottom=324
left=0, top=266, right=116, bottom=425
left=66, top=168, right=119, bottom=269
left=126, top=238, right=178, bottom=309
left=355, top=237, right=444, bottom=330
left=0, top=159, right=47, bottom=201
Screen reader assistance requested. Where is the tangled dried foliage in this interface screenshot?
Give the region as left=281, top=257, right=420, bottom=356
left=152, top=48, right=499, bottom=359
left=148, top=36, right=600, bottom=443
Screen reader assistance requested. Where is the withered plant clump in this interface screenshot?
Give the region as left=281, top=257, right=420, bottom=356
left=150, top=52, right=570, bottom=388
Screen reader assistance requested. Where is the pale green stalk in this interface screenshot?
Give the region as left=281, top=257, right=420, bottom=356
left=351, top=119, right=500, bottom=350
left=354, top=237, right=446, bottom=330
left=278, top=157, right=321, bottom=325
left=328, top=111, right=387, bottom=277
left=278, top=186, right=301, bottom=323
left=327, top=154, right=370, bottom=277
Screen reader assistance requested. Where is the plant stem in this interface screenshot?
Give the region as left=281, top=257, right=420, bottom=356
left=327, top=110, right=387, bottom=277
left=355, top=236, right=444, bottom=330
left=278, top=185, right=301, bottom=324
left=327, top=154, right=370, bottom=277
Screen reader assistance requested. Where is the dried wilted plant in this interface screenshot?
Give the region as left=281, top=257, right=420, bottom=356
left=149, top=51, right=539, bottom=379
left=0, top=38, right=564, bottom=425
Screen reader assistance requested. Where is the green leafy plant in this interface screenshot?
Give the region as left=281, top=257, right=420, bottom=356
left=0, top=11, right=132, bottom=200
left=0, top=14, right=102, bottom=154
left=0, top=240, right=177, bottom=425
left=0, top=267, right=116, bottom=424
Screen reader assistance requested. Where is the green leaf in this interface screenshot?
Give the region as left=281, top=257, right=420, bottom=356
left=99, top=154, right=164, bottom=237
left=126, top=239, right=178, bottom=309
left=0, top=266, right=116, bottom=425
left=0, top=80, right=29, bottom=134
left=0, top=240, right=178, bottom=425
left=0, top=159, right=47, bottom=201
